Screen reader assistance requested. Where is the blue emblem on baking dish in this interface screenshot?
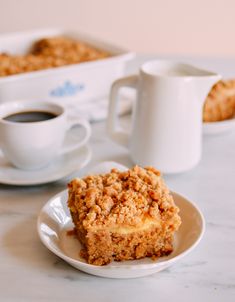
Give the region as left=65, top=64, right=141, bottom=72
left=50, top=81, right=84, bottom=97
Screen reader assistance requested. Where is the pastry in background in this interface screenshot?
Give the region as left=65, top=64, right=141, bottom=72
left=203, top=79, right=235, bottom=122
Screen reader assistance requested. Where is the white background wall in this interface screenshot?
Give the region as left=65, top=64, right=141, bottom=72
left=0, top=0, right=235, bottom=56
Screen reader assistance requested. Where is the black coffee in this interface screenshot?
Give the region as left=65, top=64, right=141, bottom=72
left=3, top=111, right=58, bottom=123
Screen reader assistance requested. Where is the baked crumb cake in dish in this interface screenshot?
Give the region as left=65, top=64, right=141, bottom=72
left=0, top=36, right=109, bottom=77
left=67, top=166, right=181, bottom=266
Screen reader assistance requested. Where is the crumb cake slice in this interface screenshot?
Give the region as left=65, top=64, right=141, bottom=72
left=67, top=166, right=181, bottom=266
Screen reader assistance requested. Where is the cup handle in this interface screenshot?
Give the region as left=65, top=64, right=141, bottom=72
left=107, top=75, right=138, bottom=147
left=59, top=116, right=91, bottom=155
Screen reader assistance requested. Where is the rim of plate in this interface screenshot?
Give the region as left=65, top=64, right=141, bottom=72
left=0, top=145, right=92, bottom=186
left=37, top=189, right=205, bottom=270
left=203, top=116, right=235, bottom=129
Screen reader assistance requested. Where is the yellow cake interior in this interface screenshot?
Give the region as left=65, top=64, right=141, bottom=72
left=91, top=217, right=160, bottom=235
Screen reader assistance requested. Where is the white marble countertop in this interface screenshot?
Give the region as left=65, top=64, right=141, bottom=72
left=0, top=55, right=235, bottom=301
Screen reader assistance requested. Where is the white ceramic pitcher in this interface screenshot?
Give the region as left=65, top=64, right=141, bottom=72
left=107, top=60, right=221, bottom=173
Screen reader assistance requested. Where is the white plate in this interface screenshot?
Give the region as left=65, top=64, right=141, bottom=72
left=203, top=116, right=235, bottom=135
left=37, top=161, right=205, bottom=279
left=0, top=145, right=92, bottom=186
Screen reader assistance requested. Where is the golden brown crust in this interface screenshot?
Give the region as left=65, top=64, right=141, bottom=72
left=0, top=36, right=109, bottom=77
left=203, top=80, right=235, bottom=122
left=67, top=166, right=181, bottom=266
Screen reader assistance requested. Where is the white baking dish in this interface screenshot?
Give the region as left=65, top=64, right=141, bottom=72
left=0, top=29, right=134, bottom=107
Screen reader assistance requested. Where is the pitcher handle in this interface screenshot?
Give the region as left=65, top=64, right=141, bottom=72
left=107, top=75, right=138, bottom=147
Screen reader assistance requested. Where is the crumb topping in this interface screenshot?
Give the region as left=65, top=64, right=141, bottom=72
left=68, top=166, right=179, bottom=229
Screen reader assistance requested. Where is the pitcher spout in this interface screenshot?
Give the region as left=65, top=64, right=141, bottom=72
left=140, top=60, right=221, bottom=104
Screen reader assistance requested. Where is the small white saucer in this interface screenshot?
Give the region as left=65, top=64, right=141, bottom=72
left=37, top=161, right=205, bottom=279
left=203, top=116, right=235, bottom=135
left=0, top=145, right=92, bottom=186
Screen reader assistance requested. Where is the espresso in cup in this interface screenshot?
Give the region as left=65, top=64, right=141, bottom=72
left=0, top=100, right=91, bottom=170
left=3, top=111, right=58, bottom=123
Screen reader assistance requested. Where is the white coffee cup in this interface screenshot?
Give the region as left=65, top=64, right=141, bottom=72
left=108, top=60, right=220, bottom=173
left=0, top=100, right=91, bottom=170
